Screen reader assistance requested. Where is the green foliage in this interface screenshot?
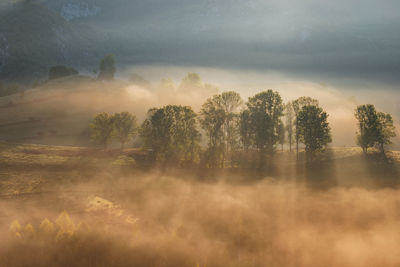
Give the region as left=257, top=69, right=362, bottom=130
left=98, top=54, right=116, bottom=80
left=220, top=91, right=243, bottom=154
left=355, top=104, right=396, bottom=154
left=90, top=112, right=138, bottom=149
left=140, top=105, right=201, bottom=165
left=90, top=113, right=115, bottom=148
left=245, top=90, right=284, bottom=156
left=297, top=105, right=332, bottom=160
left=355, top=104, right=379, bottom=153
left=48, top=65, right=78, bottom=80
left=199, top=91, right=243, bottom=167
left=112, top=112, right=138, bottom=149
left=292, top=97, right=319, bottom=156
left=376, top=112, right=396, bottom=152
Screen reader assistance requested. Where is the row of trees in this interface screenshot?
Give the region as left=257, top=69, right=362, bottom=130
left=90, top=90, right=341, bottom=166
left=90, top=91, right=396, bottom=167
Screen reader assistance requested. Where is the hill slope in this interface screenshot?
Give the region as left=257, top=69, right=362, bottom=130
left=0, top=2, right=100, bottom=82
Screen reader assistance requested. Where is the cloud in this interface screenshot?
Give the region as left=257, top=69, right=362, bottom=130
left=52, top=0, right=400, bottom=86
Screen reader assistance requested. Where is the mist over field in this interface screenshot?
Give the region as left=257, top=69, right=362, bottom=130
left=1, top=0, right=400, bottom=266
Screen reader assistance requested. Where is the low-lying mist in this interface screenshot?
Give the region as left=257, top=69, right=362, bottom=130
left=1, top=66, right=399, bottom=146
left=2, top=169, right=400, bottom=267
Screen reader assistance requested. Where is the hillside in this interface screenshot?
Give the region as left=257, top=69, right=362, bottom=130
left=0, top=1, right=100, bottom=82
left=0, top=76, right=139, bottom=146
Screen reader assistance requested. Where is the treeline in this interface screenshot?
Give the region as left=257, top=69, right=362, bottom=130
left=90, top=90, right=396, bottom=167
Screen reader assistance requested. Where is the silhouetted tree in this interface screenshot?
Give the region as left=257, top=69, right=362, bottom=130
left=90, top=113, right=115, bottom=148
left=220, top=91, right=243, bottom=159
left=112, top=112, right=138, bottom=149
left=292, top=97, right=319, bottom=157
left=98, top=54, right=116, bottom=80
left=297, top=105, right=331, bottom=161
left=199, top=91, right=243, bottom=167
left=199, top=95, right=226, bottom=168
left=376, top=112, right=396, bottom=154
left=140, top=105, right=200, bottom=165
left=246, top=90, right=284, bottom=162
left=355, top=104, right=379, bottom=153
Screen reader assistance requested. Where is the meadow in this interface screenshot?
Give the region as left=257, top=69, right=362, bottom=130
left=1, top=142, right=400, bottom=266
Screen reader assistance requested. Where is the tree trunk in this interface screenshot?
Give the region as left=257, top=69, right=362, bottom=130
left=380, top=143, right=385, bottom=155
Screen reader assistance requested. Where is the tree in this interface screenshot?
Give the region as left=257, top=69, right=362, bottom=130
left=220, top=91, right=243, bottom=159
left=112, top=112, right=138, bottom=149
left=292, top=97, right=319, bottom=157
left=179, top=73, right=202, bottom=90
left=48, top=65, right=78, bottom=80
left=376, top=112, right=396, bottom=154
left=199, top=96, right=226, bottom=168
left=278, top=120, right=285, bottom=151
left=297, top=105, right=332, bottom=161
left=98, top=54, right=116, bottom=80
left=199, top=91, right=243, bottom=167
left=140, top=105, right=200, bottom=165
left=355, top=104, right=379, bottom=153
left=284, top=102, right=295, bottom=152
left=239, top=109, right=252, bottom=151
left=90, top=113, right=115, bottom=148
left=246, top=90, right=284, bottom=159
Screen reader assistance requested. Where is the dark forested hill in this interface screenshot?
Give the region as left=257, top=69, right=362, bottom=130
left=0, top=1, right=101, bottom=82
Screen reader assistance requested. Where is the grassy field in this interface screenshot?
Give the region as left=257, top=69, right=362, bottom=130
left=1, top=143, right=400, bottom=266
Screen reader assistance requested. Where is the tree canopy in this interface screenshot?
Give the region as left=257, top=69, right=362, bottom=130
left=112, top=112, right=138, bottom=149
left=245, top=90, right=284, bottom=156
left=297, top=105, right=332, bottom=161
left=140, top=105, right=200, bottom=165
left=90, top=113, right=115, bottom=148
left=355, top=104, right=396, bottom=154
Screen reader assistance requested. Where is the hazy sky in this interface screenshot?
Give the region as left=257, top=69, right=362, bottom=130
left=1, top=0, right=398, bottom=88
left=70, top=0, right=400, bottom=87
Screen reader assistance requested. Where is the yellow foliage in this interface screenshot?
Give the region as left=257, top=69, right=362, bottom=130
left=55, top=229, right=74, bottom=242
left=23, top=224, right=35, bottom=238
left=9, top=220, right=21, bottom=233
left=56, top=210, right=75, bottom=232
left=39, top=218, right=55, bottom=234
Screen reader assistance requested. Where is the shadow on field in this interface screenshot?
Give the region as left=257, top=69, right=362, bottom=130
left=298, top=150, right=400, bottom=190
